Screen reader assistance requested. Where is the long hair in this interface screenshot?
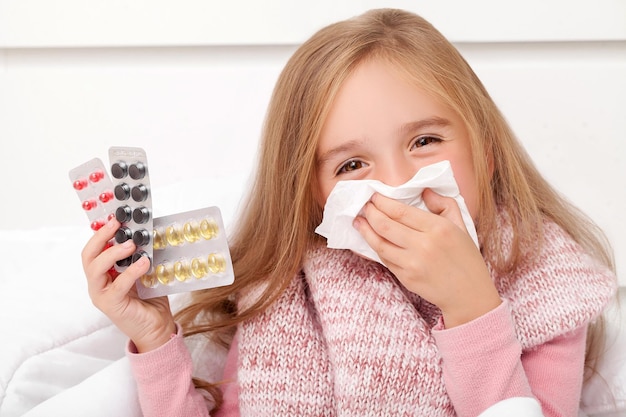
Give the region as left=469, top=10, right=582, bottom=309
left=175, top=8, right=616, bottom=408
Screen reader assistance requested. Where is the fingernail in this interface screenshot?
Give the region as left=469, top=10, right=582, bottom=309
left=122, top=239, right=134, bottom=248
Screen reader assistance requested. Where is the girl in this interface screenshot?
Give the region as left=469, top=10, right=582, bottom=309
left=82, top=8, right=617, bottom=417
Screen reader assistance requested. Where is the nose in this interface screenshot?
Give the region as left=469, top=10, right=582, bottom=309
left=377, top=158, right=416, bottom=187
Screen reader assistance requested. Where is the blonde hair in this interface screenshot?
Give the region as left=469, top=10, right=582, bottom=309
left=176, top=8, right=616, bottom=408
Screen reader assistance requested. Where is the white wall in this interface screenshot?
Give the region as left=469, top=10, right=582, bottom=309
left=0, top=0, right=624, bottom=282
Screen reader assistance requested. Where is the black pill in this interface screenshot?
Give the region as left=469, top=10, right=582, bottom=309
left=133, top=229, right=151, bottom=246
left=110, top=162, right=128, bottom=179
left=116, top=256, right=132, bottom=267
left=131, top=184, right=149, bottom=202
left=129, top=162, right=146, bottom=180
left=114, top=183, right=131, bottom=201
left=131, top=251, right=151, bottom=266
left=132, top=206, right=150, bottom=224
left=115, top=205, right=132, bottom=223
left=115, top=226, right=132, bottom=243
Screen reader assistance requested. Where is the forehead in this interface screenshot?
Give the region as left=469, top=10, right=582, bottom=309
left=317, top=59, right=455, bottom=145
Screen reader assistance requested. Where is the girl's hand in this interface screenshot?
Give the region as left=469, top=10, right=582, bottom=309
left=353, top=189, right=501, bottom=328
left=81, top=218, right=176, bottom=352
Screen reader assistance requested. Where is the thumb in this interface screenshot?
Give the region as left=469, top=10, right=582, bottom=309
left=422, top=188, right=467, bottom=233
left=108, top=255, right=151, bottom=300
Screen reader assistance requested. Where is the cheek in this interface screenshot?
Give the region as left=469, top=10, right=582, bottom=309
left=456, top=177, right=480, bottom=220
left=449, top=161, right=480, bottom=220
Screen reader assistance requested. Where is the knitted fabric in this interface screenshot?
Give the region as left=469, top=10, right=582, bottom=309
left=237, top=218, right=616, bottom=416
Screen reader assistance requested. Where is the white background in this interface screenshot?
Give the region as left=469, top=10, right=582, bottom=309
left=0, top=0, right=624, bottom=282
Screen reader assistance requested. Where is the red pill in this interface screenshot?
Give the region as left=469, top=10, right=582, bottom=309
left=90, top=220, right=106, bottom=231
left=73, top=179, right=88, bottom=190
left=89, top=170, right=105, bottom=183
left=108, top=267, right=120, bottom=279
left=82, top=199, right=97, bottom=211
left=99, top=191, right=114, bottom=203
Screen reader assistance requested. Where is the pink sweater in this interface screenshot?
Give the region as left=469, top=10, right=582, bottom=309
left=128, top=300, right=587, bottom=417
left=128, top=216, right=616, bottom=416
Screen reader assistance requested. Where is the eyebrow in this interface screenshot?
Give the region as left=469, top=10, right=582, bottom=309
left=316, top=139, right=365, bottom=167
left=396, top=116, right=452, bottom=137
left=316, top=116, right=452, bottom=167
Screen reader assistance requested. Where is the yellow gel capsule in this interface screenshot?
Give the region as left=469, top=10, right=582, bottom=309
left=140, top=273, right=157, bottom=288
left=207, top=253, right=226, bottom=274
left=165, top=225, right=185, bottom=246
left=199, top=218, right=218, bottom=240
left=156, top=263, right=174, bottom=285
left=174, top=260, right=192, bottom=282
left=183, top=221, right=201, bottom=243
left=153, top=228, right=167, bottom=250
left=191, top=257, right=208, bottom=279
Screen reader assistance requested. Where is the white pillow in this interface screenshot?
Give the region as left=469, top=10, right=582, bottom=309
left=0, top=227, right=127, bottom=416
left=479, top=397, right=543, bottom=416
left=21, top=358, right=141, bottom=417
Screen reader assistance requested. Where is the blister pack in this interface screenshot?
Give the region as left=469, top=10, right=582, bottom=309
left=68, top=158, right=116, bottom=231
left=69, top=146, right=235, bottom=300
left=108, top=146, right=154, bottom=274
left=69, top=157, right=120, bottom=278
left=137, top=206, right=234, bottom=299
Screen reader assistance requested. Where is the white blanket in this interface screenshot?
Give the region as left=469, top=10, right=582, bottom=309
left=1, top=227, right=624, bottom=417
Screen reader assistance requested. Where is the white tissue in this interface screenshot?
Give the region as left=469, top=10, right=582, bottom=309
left=315, top=160, right=478, bottom=265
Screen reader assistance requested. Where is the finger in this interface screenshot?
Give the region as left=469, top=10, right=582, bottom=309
left=421, top=189, right=467, bottom=232
left=86, top=239, right=137, bottom=293
left=369, top=193, right=430, bottom=231
left=90, top=239, right=136, bottom=276
left=81, top=218, right=121, bottom=267
left=105, top=255, right=151, bottom=300
left=89, top=256, right=151, bottom=320
left=360, top=199, right=416, bottom=249
left=353, top=214, right=417, bottom=272
left=353, top=213, right=404, bottom=263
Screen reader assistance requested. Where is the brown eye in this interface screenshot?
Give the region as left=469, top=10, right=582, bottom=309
left=338, top=160, right=366, bottom=174
left=412, top=136, right=441, bottom=149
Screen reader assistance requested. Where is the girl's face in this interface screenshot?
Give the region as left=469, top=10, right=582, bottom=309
left=316, top=58, right=480, bottom=219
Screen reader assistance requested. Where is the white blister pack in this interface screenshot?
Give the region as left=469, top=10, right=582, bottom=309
left=108, top=146, right=154, bottom=274
left=137, top=206, right=234, bottom=299
left=68, top=158, right=116, bottom=231
left=68, top=157, right=120, bottom=278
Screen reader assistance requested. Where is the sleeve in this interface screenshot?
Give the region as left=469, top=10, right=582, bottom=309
left=432, top=299, right=587, bottom=417
left=126, top=324, right=210, bottom=417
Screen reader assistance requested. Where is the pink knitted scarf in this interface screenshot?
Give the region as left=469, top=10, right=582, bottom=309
left=236, top=219, right=616, bottom=416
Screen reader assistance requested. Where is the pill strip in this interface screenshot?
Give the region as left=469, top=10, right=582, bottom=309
left=68, top=157, right=119, bottom=278
left=137, top=206, right=234, bottom=299
left=108, top=146, right=154, bottom=274
left=68, top=158, right=116, bottom=231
